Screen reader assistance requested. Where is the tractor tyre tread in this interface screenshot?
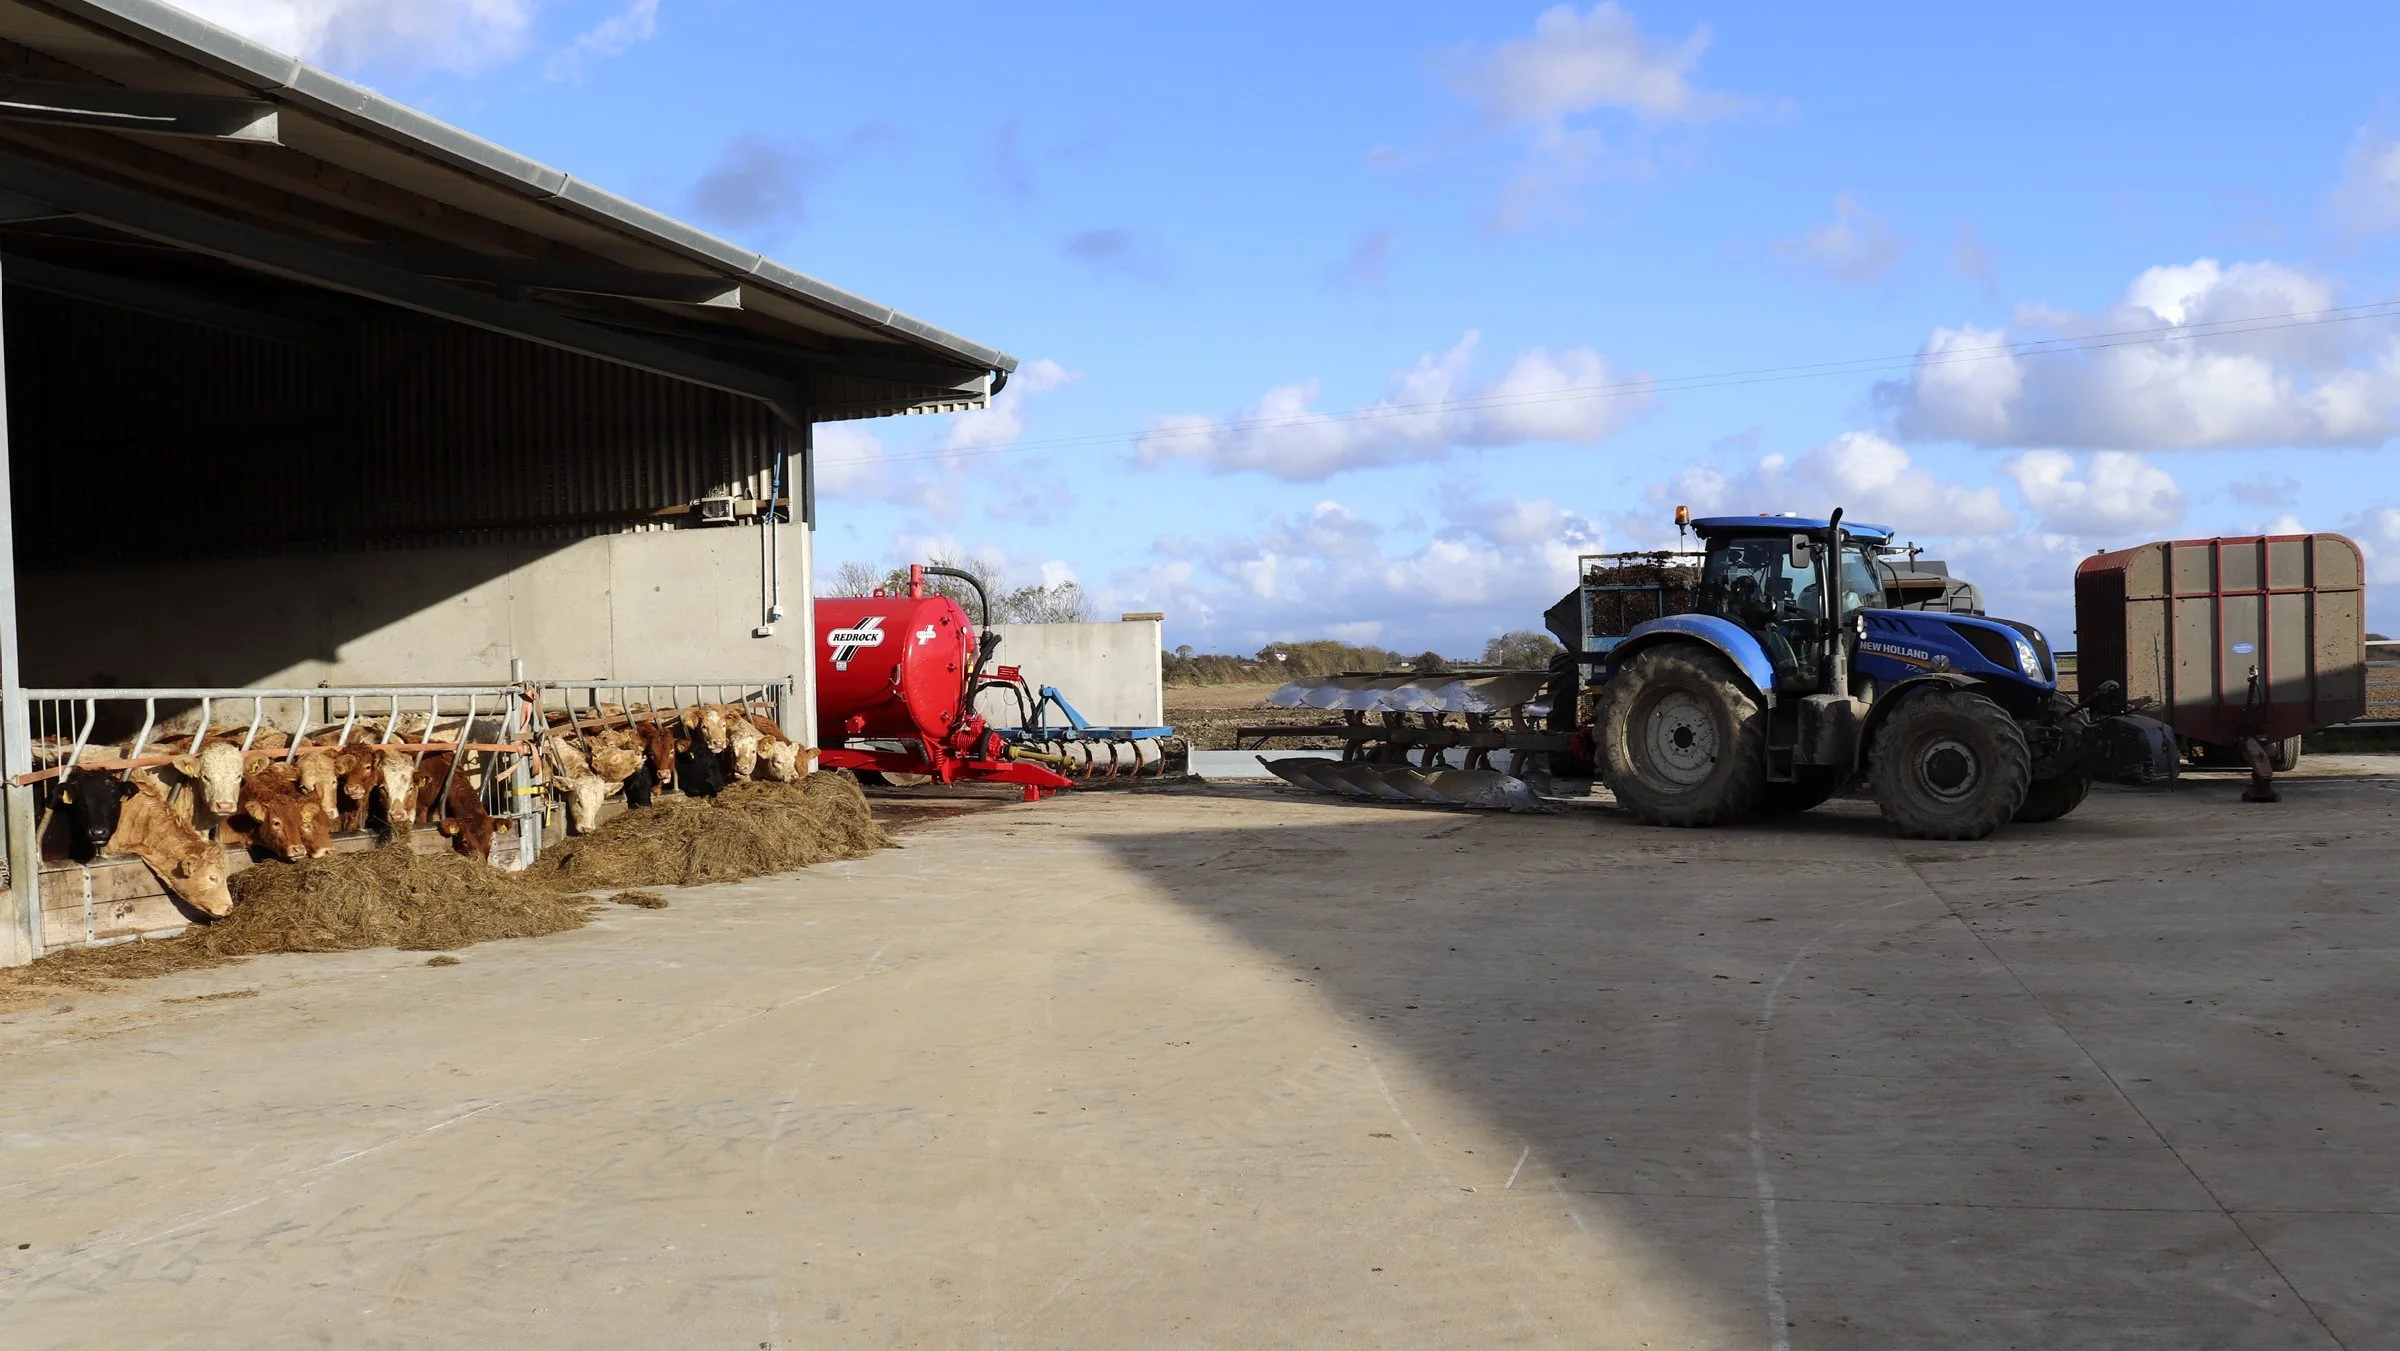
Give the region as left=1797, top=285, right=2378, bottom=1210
left=1869, top=688, right=2032, bottom=841
left=1754, top=777, right=1841, bottom=816
left=1596, top=645, right=1767, bottom=828
left=2012, top=768, right=2092, bottom=824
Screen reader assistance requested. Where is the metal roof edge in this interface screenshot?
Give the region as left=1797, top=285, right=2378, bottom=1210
left=45, top=0, right=1013, bottom=376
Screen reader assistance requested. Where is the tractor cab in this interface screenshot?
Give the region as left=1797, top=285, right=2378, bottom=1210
left=1690, top=515, right=1894, bottom=692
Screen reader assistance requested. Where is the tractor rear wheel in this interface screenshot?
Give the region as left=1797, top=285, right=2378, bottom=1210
left=2012, top=768, right=2092, bottom=823
left=1869, top=688, right=2031, bottom=840
left=1597, top=645, right=1767, bottom=827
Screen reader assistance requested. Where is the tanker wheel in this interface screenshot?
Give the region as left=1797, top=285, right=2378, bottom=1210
left=2270, top=738, right=2302, bottom=773
left=1754, top=775, right=1842, bottom=816
left=1869, top=688, right=2031, bottom=841
left=2013, top=768, right=2092, bottom=824
left=1596, top=645, right=1767, bottom=827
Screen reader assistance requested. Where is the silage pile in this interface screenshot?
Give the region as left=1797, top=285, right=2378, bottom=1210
left=0, top=773, right=888, bottom=1008
left=530, top=773, right=890, bottom=890
left=209, top=843, right=591, bottom=953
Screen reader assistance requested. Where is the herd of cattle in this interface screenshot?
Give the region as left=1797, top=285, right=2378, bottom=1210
left=43, top=701, right=808, bottom=920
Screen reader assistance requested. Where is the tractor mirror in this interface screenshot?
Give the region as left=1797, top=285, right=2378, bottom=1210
left=1789, top=535, right=1816, bottom=570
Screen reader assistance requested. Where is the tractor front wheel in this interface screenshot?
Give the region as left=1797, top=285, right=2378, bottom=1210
left=1596, top=645, right=1768, bottom=827
left=1869, top=689, right=2031, bottom=840
left=2013, top=768, right=2092, bottom=823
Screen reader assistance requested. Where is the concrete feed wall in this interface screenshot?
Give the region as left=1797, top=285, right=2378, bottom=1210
left=979, top=620, right=1164, bottom=728
left=18, top=524, right=812, bottom=693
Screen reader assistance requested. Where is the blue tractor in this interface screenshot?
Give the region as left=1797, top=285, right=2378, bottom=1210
left=1587, top=509, right=2177, bottom=839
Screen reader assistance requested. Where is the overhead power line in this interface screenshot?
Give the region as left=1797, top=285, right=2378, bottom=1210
left=816, top=297, right=2400, bottom=469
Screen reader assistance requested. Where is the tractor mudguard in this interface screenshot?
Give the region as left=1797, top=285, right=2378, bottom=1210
left=1607, top=615, right=1780, bottom=707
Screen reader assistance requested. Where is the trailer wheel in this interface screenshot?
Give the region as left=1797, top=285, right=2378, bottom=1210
left=1869, top=688, right=2031, bottom=840
left=2270, top=738, right=2301, bottom=773
left=2012, top=768, right=2092, bottom=824
left=1597, top=645, right=1767, bottom=827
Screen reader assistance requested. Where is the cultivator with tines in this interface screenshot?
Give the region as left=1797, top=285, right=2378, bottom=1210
left=986, top=673, right=1175, bottom=781
left=1250, top=670, right=1568, bottom=811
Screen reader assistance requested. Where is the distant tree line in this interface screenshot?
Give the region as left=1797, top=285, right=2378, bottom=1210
left=1161, top=630, right=1564, bottom=686
left=825, top=553, right=1092, bottom=624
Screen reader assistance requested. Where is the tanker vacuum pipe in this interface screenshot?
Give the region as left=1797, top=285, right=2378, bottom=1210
left=919, top=564, right=1000, bottom=706
left=1823, top=506, right=1849, bottom=701
left=919, top=565, right=992, bottom=632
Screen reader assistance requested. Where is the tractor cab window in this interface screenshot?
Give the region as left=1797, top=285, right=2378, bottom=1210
left=1840, top=544, right=1886, bottom=612
left=1697, top=534, right=1823, bottom=688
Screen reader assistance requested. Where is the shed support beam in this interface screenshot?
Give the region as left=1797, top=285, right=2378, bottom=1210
left=371, top=248, right=746, bottom=308
left=0, top=150, right=805, bottom=423
left=0, top=251, right=38, bottom=967
left=0, top=77, right=278, bottom=143
left=2, top=252, right=328, bottom=348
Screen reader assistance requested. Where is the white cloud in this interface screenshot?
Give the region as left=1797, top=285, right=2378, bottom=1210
left=2345, top=506, right=2400, bottom=587
left=1772, top=193, right=1908, bottom=286
left=2001, top=450, right=2185, bottom=538
left=1137, top=332, right=1651, bottom=481
left=174, top=0, right=534, bottom=73
left=811, top=421, right=936, bottom=513
left=1109, top=491, right=1604, bottom=652
left=944, top=357, right=1078, bottom=453
left=1443, top=4, right=1759, bottom=231
left=546, top=0, right=659, bottom=82
left=2329, top=120, right=2400, bottom=236
left=1883, top=258, right=2400, bottom=449
left=1448, top=3, right=1745, bottom=126
left=1659, top=432, right=2016, bottom=538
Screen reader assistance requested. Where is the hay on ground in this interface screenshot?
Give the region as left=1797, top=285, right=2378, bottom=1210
left=202, top=842, right=590, bottom=955
left=2, top=773, right=884, bottom=1011
left=612, top=891, right=670, bottom=909
left=529, top=772, right=890, bottom=891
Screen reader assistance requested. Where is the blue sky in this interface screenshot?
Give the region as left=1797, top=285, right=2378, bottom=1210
left=187, top=1, right=2400, bottom=653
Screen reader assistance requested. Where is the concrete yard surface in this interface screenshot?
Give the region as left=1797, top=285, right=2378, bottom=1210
left=3, top=778, right=2396, bottom=1348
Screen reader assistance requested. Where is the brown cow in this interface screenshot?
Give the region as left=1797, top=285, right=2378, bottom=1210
left=329, top=745, right=382, bottom=832
left=683, top=704, right=730, bottom=755
left=724, top=713, right=764, bottom=782
left=110, top=778, right=234, bottom=918
left=635, top=718, right=678, bottom=790
left=296, top=746, right=342, bottom=821
left=412, top=753, right=495, bottom=861
left=742, top=708, right=805, bottom=782
left=587, top=728, right=644, bottom=783
left=240, top=762, right=333, bottom=862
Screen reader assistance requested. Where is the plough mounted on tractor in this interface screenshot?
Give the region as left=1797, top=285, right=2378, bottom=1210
left=1262, top=506, right=2179, bottom=840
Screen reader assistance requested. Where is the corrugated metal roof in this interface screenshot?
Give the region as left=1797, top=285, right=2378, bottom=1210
left=0, top=0, right=1014, bottom=413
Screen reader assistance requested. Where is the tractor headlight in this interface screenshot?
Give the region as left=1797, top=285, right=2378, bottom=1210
left=2014, top=637, right=2043, bottom=680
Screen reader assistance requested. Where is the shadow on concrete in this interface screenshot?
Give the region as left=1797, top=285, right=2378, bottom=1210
left=1089, top=784, right=2366, bottom=1350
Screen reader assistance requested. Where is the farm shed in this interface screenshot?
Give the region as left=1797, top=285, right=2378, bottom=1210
left=0, top=0, right=1015, bottom=964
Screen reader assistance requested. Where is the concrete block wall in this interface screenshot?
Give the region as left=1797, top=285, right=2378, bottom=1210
left=17, top=525, right=816, bottom=708
left=979, top=619, right=1165, bottom=729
